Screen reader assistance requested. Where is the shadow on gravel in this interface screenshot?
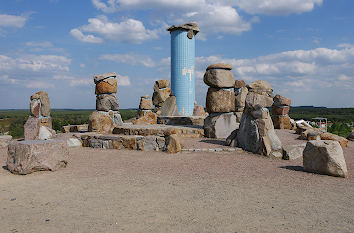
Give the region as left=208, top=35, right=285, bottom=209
left=200, top=139, right=226, bottom=146
left=279, top=165, right=304, bottom=172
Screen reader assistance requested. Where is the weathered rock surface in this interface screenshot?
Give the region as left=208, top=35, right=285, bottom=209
left=139, top=97, right=153, bottom=110
left=152, top=88, right=171, bottom=106
left=247, top=80, right=273, bottom=93
left=7, top=140, right=69, bottom=175
left=245, top=92, right=273, bottom=110
left=206, top=63, right=232, bottom=70
left=272, top=106, right=290, bottom=115
left=235, top=86, right=248, bottom=108
left=203, top=69, right=235, bottom=88
left=38, top=126, right=56, bottom=140
left=282, top=144, right=306, bottom=160
left=96, top=94, right=119, bottom=112
left=137, top=109, right=152, bottom=118
left=166, top=134, right=182, bottom=154
left=303, top=140, right=348, bottom=178
left=235, top=80, right=246, bottom=88
left=24, top=116, right=53, bottom=140
left=206, top=88, right=235, bottom=113
left=31, top=91, right=50, bottom=117
left=272, top=115, right=292, bottom=130
left=133, top=111, right=157, bottom=125
left=320, top=132, right=349, bottom=147
left=204, top=112, right=238, bottom=138
left=273, top=94, right=291, bottom=106
left=95, top=78, right=117, bottom=94
left=67, top=138, right=82, bottom=147
left=159, top=96, right=178, bottom=116
left=154, top=80, right=170, bottom=91
left=89, top=111, right=116, bottom=134
left=30, top=99, right=40, bottom=117
left=193, top=105, right=206, bottom=116
left=0, top=135, right=12, bottom=148
left=94, top=72, right=116, bottom=84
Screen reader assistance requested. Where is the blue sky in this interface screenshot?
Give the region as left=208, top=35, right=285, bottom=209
left=0, top=0, right=353, bottom=109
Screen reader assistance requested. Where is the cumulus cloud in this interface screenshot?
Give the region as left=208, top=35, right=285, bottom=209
left=0, top=14, right=27, bottom=28
left=117, top=75, right=131, bottom=86
left=99, top=53, right=156, bottom=67
left=70, top=28, right=103, bottom=43
left=70, top=16, right=158, bottom=44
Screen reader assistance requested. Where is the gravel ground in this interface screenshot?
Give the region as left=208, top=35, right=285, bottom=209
left=0, top=130, right=353, bottom=233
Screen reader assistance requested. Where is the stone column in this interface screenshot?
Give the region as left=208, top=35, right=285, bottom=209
left=271, top=94, right=292, bottom=129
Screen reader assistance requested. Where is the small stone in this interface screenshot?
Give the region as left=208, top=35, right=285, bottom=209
left=93, top=72, right=116, bottom=84
left=303, top=140, right=348, bottom=178
left=7, top=140, right=69, bottom=175
left=133, top=112, right=157, bottom=125
left=206, top=88, right=235, bottom=113
left=203, top=69, right=235, bottom=88
left=95, top=78, right=117, bottom=94
left=273, top=94, right=291, bottom=107
left=193, top=105, right=205, bottom=116
left=206, top=63, right=232, bottom=70
left=235, top=80, right=246, bottom=88
left=139, top=98, right=153, bottom=110
left=166, top=134, right=182, bottom=154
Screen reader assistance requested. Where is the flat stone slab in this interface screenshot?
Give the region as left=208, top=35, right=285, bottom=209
left=157, top=116, right=205, bottom=127
left=7, top=139, right=69, bottom=175
left=80, top=133, right=165, bottom=152
left=112, top=123, right=204, bottom=138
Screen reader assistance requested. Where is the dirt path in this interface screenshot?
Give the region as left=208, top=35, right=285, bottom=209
left=0, top=131, right=353, bottom=233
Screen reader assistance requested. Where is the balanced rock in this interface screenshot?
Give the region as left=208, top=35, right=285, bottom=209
left=93, top=72, right=116, bottom=84
left=204, top=112, right=238, bottom=138
left=154, top=79, right=170, bottom=91
left=206, top=88, right=235, bottom=113
left=139, top=97, right=153, bottom=110
left=247, top=80, right=273, bottom=94
left=95, top=77, right=117, bottom=94
left=0, top=135, right=12, bottom=148
left=303, top=140, right=348, bottom=178
left=272, top=106, right=290, bottom=115
left=245, top=92, right=273, bottom=110
left=30, top=91, right=50, bottom=117
left=206, top=63, right=232, bottom=70
left=96, top=94, right=119, bottom=112
left=152, top=88, right=171, bottom=106
left=273, top=94, right=291, bottom=106
left=203, top=69, right=235, bottom=88
left=7, top=139, right=69, bottom=175
left=272, top=115, right=292, bottom=130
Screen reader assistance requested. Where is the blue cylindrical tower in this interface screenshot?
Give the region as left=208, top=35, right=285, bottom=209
left=167, top=23, right=200, bottom=116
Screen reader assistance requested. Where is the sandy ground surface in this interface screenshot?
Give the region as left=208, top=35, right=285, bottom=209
left=0, top=130, right=353, bottom=233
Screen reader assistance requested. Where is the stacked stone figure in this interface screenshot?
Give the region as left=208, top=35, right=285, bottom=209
left=234, top=79, right=248, bottom=123
left=271, top=94, right=292, bottom=129
left=203, top=63, right=238, bottom=138
left=152, top=79, right=171, bottom=113
left=138, top=95, right=153, bottom=118
left=89, top=72, right=123, bottom=134
left=24, top=91, right=56, bottom=140
left=234, top=80, right=283, bottom=158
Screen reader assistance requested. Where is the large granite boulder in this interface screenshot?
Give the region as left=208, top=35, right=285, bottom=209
left=159, top=96, right=178, bottom=116
left=24, top=116, right=53, bottom=140
left=88, top=111, right=121, bottom=134
left=95, top=77, right=117, bottom=94
left=7, top=140, right=69, bottom=175
left=206, top=88, right=235, bottom=113
left=303, top=140, right=348, bottom=178
left=320, top=132, right=349, bottom=147
left=96, top=94, right=119, bottom=112
left=152, top=88, right=171, bottom=106
left=133, top=111, right=157, bottom=125
left=247, top=80, right=273, bottom=95
left=166, top=134, right=182, bottom=154
left=245, top=92, right=273, bottom=110
left=94, top=72, right=116, bottom=84
left=204, top=112, right=239, bottom=139
left=282, top=143, right=306, bottom=160
left=273, top=94, right=291, bottom=106
left=272, top=115, right=292, bottom=130
left=154, top=79, right=170, bottom=91
left=0, top=135, right=12, bottom=148
left=203, top=69, right=235, bottom=88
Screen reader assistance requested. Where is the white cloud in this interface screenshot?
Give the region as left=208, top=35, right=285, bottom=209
left=117, top=75, right=131, bottom=86
left=26, top=81, right=55, bottom=89
left=99, top=53, right=156, bottom=67
left=0, top=75, right=18, bottom=84
left=70, top=78, right=92, bottom=87
left=71, top=16, right=158, bottom=44
left=70, top=28, right=103, bottom=43
left=233, top=0, right=323, bottom=15
left=25, top=41, right=53, bottom=48
left=0, top=14, right=27, bottom=28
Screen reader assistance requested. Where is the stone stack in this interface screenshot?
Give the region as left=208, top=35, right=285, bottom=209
left=89, top=72, right=123, bottom=134
left=203, top=63, right=238, bottom=138
left=272, top=94, right=292, bottom=129
left=234, top=79, right=248, bottom=123
left=235, top=80, right=283, bottom=158
left=152, top=79, right=171, bottom=113
left=24, top=91, right=56, bottom=140
left=138, top=95, right=153, bottom=118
